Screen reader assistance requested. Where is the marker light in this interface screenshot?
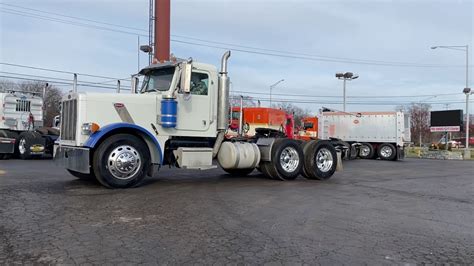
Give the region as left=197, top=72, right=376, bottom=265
left=81, top=122, right=100, bottom=135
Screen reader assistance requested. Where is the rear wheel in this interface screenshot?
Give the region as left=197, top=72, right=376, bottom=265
left=300, top=141, right=313, bottom=178
left=377, top=143, right=396, bottom=160
left=93, top=134, right=150, bottom=188
left=260, top=139, right=303, bottom=181
left=358, top=143, right=374, bottom=159
left=303, top=140, right=337, bottom=180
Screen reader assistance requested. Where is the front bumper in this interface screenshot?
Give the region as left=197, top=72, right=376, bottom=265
left=54, top=145, right=90, bottom=174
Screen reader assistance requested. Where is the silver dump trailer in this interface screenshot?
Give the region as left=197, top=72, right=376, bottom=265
left=319, top=111, right=411, bottom=160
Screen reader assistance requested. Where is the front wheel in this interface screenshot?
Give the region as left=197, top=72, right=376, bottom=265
left=16, top=132, right=43, bottom=160
left=92, top=134, right=150, bottom=188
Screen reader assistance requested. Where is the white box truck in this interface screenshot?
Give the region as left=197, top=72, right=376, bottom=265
left=319, top=111, right=411, bottom=160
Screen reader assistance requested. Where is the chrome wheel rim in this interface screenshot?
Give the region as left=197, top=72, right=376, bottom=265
left=380, top=146, right=392, bottom=158
left=107, top=145, right=141, bottom=180
left=280, top=147, right=300, bottom=173
left=316, top=148, right=334, bottom=172
left=360, top=145, right=370, bottom=157
left=19, top=138, right=26, bottom=154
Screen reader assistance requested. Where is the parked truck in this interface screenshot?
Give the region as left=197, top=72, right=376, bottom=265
left=319, top=111, right=411, bottom=160
left=54, top=52, right=339, bottom=188
left=0, top=90, right=59, bottom=159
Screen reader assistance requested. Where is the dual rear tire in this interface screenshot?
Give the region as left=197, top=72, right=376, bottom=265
left=260, top=139, right=337, bottom=181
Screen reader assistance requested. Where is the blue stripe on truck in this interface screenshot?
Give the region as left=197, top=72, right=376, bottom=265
left=84, top=122, right=162, bottom=164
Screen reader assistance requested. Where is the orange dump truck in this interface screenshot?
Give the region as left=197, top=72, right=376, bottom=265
left=229, top=107, right=291, bottom=138
left=295, top=117, right=318, bottom=140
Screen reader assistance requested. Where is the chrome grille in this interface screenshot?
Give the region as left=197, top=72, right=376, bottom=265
left=60, top=99, right=77, bottom=141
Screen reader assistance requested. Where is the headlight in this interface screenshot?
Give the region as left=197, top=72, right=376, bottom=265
left=81, top=122, right=100, bottom=135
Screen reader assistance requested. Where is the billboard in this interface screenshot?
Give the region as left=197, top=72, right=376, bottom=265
left=430, top=110, right=463, bottom=132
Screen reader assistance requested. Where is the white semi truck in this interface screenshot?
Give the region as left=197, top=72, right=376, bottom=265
left=55, top=52, right=339, bottom=188
left=0, top=90, right=59, bottom=159
left=319, top=111, right=411, bottom=160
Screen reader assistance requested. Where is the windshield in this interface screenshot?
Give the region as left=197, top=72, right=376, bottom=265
left=140, top=67, right=175, bottom=93
left=231, top=111, right=240, bottom=120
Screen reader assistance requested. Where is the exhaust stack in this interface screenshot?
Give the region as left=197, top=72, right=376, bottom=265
left=217, top=51, right=231, bottom=131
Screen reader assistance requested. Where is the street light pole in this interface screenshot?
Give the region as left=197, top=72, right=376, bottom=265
left=336, top=72, right=359, bottom=111
left=269, top=79, right=284, bottom=108
left=431, top=45, right=470, bottom=158
left=343, top=78, right=347, bottom=112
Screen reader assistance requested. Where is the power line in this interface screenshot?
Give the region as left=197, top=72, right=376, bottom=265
left=229, top=96, right=471, bottom=105
left=1, top=5, right=469, bottom=68
left=0, top=2, right=148, bottom=32
left=0, top=62, right=130, bottom=81
left=231, top=90, right=459, bottom=99
left=0, top=75, right=130, bottom=91
left=0, top=71, right=131, bottom=89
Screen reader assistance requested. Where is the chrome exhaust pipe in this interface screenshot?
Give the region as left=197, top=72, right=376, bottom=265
left=217, top=51, right=231, bottom=131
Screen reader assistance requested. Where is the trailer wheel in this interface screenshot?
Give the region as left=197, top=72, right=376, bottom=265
left=93, top=134, right=150, bottom=188
left=303, top=140, right=337, bottom=180
left=16, top=132, right=42, bottom=160
left=377, top=143, right=396, bottom=160
left=67, top=169, right=96, bottom=181
left=261, top=139, right=303, bottom=180
left=358, top=143, right=374, bottom=159
left=223, top=168, right=254, bottom=176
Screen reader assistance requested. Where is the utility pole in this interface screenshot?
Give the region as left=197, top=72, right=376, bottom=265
left=154, top=0, right=170, bottom=62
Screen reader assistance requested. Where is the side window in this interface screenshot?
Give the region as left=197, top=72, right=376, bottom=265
left=190, top=72, right=209, bottom=95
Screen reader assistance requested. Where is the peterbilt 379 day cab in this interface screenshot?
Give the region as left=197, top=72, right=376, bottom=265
left=0, top=91, right=59, bottom=159
left=55, top=52, right=338, bottom=188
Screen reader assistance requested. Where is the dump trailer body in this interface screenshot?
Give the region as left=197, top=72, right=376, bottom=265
left=319, top=111, right=411, bottom=160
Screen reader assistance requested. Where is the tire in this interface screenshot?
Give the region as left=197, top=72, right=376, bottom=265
left=300, top=141, right=313, bottom=178
left=16, top=132, right=43, bottom=159
left=261, top=139, right=303, bottom=181
left=377, top=143, right=396, bottom=161
left=223, top=168, right=254, bottom=176
left=92, top=134, right=150, bottom=188
left=67, top=169, right=96, bottom=181
left=303, top=140, right=337, bottom=180
left=358, top=143, right=375, bottom=159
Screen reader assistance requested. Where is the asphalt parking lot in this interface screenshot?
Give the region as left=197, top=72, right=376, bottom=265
left=0, top=158, right=473, bottom=264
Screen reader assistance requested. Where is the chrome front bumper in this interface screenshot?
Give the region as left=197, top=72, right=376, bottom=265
left=54, top=145, right=90, bottom=174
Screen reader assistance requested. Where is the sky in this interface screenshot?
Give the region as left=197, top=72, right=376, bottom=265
left=0, top=0, right=473, bottom=114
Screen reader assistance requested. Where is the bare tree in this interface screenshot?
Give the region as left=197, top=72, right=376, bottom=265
left=230, top=95, right=257, bottom=108
left=0, top=80, right=63, bottom=127
left=397, top=103, right=431, bottom=145
left=273, top=102, right=311, bottom=127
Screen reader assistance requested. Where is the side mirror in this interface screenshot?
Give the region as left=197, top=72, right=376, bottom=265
left=181, top=63, right=192, bottom=93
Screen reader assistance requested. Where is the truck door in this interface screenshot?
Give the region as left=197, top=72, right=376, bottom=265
left=175, top=70, right=212, bottom=131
